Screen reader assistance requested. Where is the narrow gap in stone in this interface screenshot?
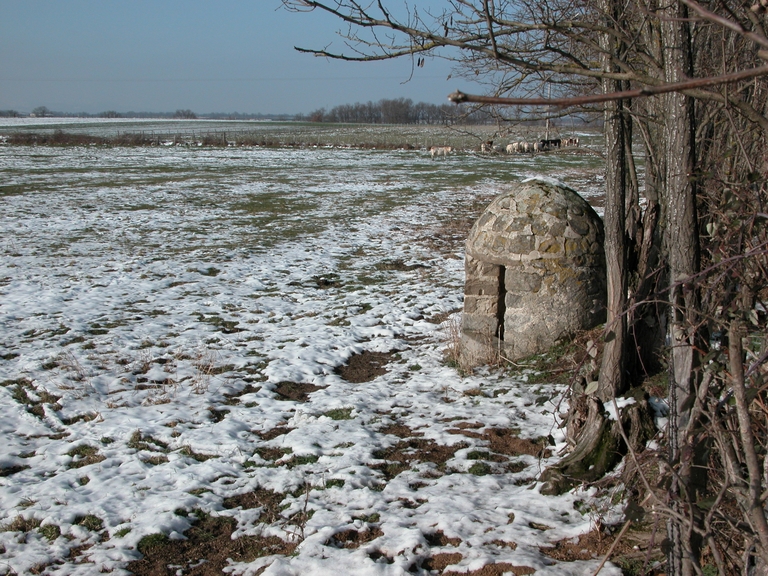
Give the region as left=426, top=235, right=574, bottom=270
left=496, top=265, right=506, bottom=341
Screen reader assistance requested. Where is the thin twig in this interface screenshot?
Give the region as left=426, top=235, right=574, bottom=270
left=591, top=519, right=632, bottom=576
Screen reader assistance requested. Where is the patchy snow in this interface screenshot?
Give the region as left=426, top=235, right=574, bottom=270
left=603, top=397, right=637, bottom=421
left=0, top=141, right=619, bottom=575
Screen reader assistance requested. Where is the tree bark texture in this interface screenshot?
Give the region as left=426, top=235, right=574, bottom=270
left=661, top=2, right=703, bottom=574
left=597, top=0, right=628, bottom=401
left=729, top=320, right=768, bottom=565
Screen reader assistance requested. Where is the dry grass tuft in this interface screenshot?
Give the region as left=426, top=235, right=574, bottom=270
left=441, top=315, right=465, bottom=371
left=1, top=515, right=41, bottom=533
left=191, top=347, right=219, bottom=394
left=441, top=314, right=505, bottom=376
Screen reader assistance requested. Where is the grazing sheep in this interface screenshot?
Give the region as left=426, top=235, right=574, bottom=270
left=429, top=146, right=453, bottom=158
left=539, top=138, right=561, bottom=151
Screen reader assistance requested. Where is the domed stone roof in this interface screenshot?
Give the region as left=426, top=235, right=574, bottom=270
left=460, top=180, right=606, bottom=364
left=466, top=179, right=603, bottom=267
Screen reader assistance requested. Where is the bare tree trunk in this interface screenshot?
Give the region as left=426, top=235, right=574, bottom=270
left=539, top=0, right=661, bottom=495
left=729, top=319, right=768, bottom=566
left=661, top=2, right=703, bottom=573
left=597, top=83, right=628, bottom=401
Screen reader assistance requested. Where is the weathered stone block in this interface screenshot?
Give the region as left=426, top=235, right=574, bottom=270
left=461, top=313, right=498, bottom=335
left=464, top=295, right=498, bottom=315
left=567, top=215, right=591, bottom=236
left=465, top=256, right=499, bottom=277
left=505, top=270, right=542, bottom=293
left=537, top=238, right=562, bottom=255
left=464, top=278, right=499, bottom=296
left=506, top=235, right=535, bottom=253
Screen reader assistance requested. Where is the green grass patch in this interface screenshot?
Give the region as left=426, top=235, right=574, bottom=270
left=196, top=313, right=242, bottom=334
left=286, top=455, right=319, bottom=468
left=178, top=445, right=217, bottom=462
left=127, top=431, right=169, bottom=452
left=67, top=444, right=105, bottom=469
left=137, top=532, right=170, bottom=555
left=199, top=266, right=221, bottom=276
left=142, top=454, right=169, bottom=466
left=468, top=462, right=492, bottom=476
left=466, top=450, right=492, bottom=460
left=324, top=407, right=354, bottom=420
left=38, top=524, right=61, bottom=541
left=353, top=512, right=380, bottom=523
left=74, top=514, right=103, bottom=532
left=0, top=465, right=30, bottom=477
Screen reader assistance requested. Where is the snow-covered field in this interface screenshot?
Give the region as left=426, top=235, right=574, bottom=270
left=0, top=136, right=620, bottom=575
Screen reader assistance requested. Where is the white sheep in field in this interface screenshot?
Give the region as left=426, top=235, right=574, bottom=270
left=429, top=146, right=453, bottom=158
left=506, top=142, right=519, bottom=154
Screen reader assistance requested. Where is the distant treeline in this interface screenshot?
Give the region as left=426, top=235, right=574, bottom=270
left=0, top=98, right=492, bottom=124
left=0, top=107, right=294, bottom=121
left=298, top=98, right=493, bottom=125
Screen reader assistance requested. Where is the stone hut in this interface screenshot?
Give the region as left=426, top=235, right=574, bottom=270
left=460, top=180, right=606, bottom=366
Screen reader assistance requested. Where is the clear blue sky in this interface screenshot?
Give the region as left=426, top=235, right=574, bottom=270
left=0, top=1, right=472, bottom=115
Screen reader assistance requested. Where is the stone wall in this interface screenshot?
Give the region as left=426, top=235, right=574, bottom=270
left=460, top=180, right=606, bottom=366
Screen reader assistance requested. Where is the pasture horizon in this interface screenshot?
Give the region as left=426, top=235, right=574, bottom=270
left=0, top=118, right=603, bottom=164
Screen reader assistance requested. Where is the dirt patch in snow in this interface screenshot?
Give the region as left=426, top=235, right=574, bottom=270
left=273, top=381, right=326, bottom=402
left=126, top=512, right=295, bottom=576
left=371, top=438, right=468, bottom=479
left=222, top=488, right=285, bottom=523
left=423, top=552, right=464, bottom=571
left=379, top=422, right=423, bottom=438
left=335, top=350, right=394, bottom=383
left=540, top=525, right=665, bottom=575
left=443, top=563, right=535, bottom=575
left=325, top=526, right=384, bottom=549
left=256, top=426, right=294, bottom=440
left=223, top=383, right=261, bottom=404
left=425, top=530, right=462, bottom=547
left=448, top=426, right=551, bottom=458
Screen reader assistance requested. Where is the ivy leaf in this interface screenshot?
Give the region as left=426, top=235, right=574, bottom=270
left=696, top=497, right=718, bottom=510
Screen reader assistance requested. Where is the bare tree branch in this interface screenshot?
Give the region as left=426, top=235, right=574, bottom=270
left=447, top=64, right=768, bottom=107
